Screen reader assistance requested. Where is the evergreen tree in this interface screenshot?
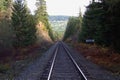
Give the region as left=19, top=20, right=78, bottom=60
left=79, top=1, right=104, bottom=43
left=0, top=0, right=12, bottom=19
left=103, top=0, right=120, bottom=51
left=63, top=17, right=81, bottom=41
left=35, top=0, right=55, bottom=41
left=0, top=0, right=7, bottom=12
left=35, top=0, right=47, bottom=23
left=12, top=0, right=36, bottom=47
left=79, top=0, right=120, bottom=52
left=0, top=0, right=13, bottom=48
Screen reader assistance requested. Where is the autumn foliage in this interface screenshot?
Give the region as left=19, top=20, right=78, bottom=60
left=69, top=41, right=120, bottom=75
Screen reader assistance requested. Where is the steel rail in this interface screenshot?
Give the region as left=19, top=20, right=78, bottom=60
left=61, top=42, right=88, bottom=80
left=47, top=45, right=59, bottom=80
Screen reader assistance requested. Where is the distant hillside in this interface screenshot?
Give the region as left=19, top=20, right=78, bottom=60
left=49, top=16, right=69, bottom=21
left=49, top=16, right=69, bottom=40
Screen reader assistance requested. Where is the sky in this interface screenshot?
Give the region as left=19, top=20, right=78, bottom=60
left=27, top=0, right=91, bottom=16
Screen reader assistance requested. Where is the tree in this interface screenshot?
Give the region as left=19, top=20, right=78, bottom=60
left=12, top=0, right=36, bottom=47
left=0, top=0, right=7, bottom=12
left=0, top=0, right=13, bottom=48
left=63, top=17, right=81, bottom=41
left=35, top=0, right=55, bottom=41
left=79, top=1, right=105, bottom=43
left=0, top=0, right=12, bottom=19
left=103, top=0, right=120, bottom=51
left=79, top=0, right=120, bottom=52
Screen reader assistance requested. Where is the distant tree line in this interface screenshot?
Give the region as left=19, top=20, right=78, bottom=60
left=63, top=10, right=82, bottom=41
left=49, top=16, right=70, bottom=21
left=64, top=0, right=120, bottom=52
left=49, top=16, right=69, bottom=41
left=63, top=16, right=82, bottom=41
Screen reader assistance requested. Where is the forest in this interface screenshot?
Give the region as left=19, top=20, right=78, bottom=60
left=0, top=0, right=120, bottom=79
left=64, top=0, right=120, bottom=52
left=0, top=0, right=55, bottom=78
left=63, top=0, right=120, bottom=75
left=0, top=0, right=54, bottom=49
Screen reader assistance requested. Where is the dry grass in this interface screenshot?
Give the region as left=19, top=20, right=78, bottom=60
left=69, top=42, right=120, bottom=75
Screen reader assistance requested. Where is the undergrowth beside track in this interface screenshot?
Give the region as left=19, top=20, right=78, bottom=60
left=66, top=41, right=120, bottom=76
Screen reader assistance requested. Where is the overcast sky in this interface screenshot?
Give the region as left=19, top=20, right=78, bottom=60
left=27, top=0, right=91, bottom=16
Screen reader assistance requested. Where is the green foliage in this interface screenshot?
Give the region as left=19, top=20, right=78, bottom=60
left=12, top=0, right=36, bottom=47
left=0, top=0, right=8, bottom=11
left=35, top=0, right=54, bottom=41
left=0, top=0, right=12, bottom=13
left=63, top=17, right=81, bottom=41
left=104, top=0, right=120, bottom=51
left=79, top=2, right=104, bottom=43
left=79, top=0, right=120, bottom=52
left=0, top=0, right=13, bottom=49
left=0, top=19, right=13, bottom=48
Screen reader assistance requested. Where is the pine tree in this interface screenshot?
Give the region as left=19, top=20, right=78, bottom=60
left=12, top=0, right=36, bottom=47
left=35, top=0, right=54, bottom=41
left=79, top=1, right=104, bottom=43
left=103, top=0, right=120, bottom=51
left=63, top=10, right=82, bottom=41
left=0, top=0, right=7, bottom=12
left=0, top=0, right=12, bottom=19
left=79, top=0, right=120, bottom=52
left=0, top=0, right=13, bottom=48
left=35, top=0, right=48, bottom=23
left=63, top=17, right=81, bottom=41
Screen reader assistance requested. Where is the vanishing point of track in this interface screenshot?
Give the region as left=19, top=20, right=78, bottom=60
left=40, top=41, right=87, bottom=80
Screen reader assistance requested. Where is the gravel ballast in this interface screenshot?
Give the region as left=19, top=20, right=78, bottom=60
left=14, top=43, right=58, bottom=80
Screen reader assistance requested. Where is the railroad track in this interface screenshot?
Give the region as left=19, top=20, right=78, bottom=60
left=39, top=41, right=88, bottom=80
